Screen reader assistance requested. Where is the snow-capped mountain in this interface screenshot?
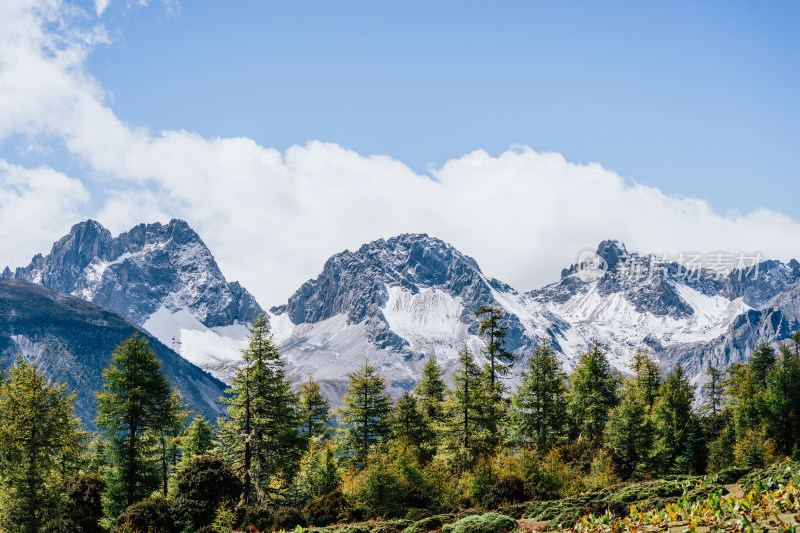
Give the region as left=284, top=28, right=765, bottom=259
left=5, top=219, right=263, bottom=380
left=269, top=234, right=800, bottom=402
left=10, top=220, right=800, bottom=405
left=268, top=233, right=545, bottom=401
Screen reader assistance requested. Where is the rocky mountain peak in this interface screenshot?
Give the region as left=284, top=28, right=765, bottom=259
left=595, top=239, right=629, bottom=271
left=11, top=218, right=263, bottom=328
left=284, top=233, right=489, bottom=326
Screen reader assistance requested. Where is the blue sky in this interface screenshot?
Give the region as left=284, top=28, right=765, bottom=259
left=0, top=0, right=799, bottom=304
left=77, top=0, right=800, bottom=214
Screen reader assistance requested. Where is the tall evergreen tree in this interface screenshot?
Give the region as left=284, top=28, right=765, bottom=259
left=510, top=338, right=568, bottom=451
left=155, top=389, right=188, bottom=495
left=475, top=306, right=517, bottom=443
left=413, top=356, right=448, bottom=461
left=676, top=415, right=708, bottom=475
left=218, top=314, right=302, bottom=505
left=701, top=366, right=725, bottom=416
left=750, top=341, right=777, bottom=386
left=630, top=350, right=662, bottom=411
left=181, top=414, right=215, bottom=466
left=338, top=359, right=393, bottom=467
left=414, top=356, right=448, bottom=425
left=95, top=333, right=179, bottom=514
left=445, top=345, right=491, bottom=469
left=726, top=343, right=777, bottom=457
left=475, top=306, right=517, bottom=395
left=0, top=358, right=85, bottom=533
left=299, top=377, right=331, bottom=441
left=652, top=363, right=695, bottom=472
left=568, top=342, right=620, bottom=441
left=392, top=391, right=428, bottom=453
left=765, top=343, right=800, bottom=456
left=605, top=382, right=652, bottom=478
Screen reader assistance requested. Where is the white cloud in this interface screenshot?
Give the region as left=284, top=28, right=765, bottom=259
left=2, top=0, right=800, bottom=306
left=0, top=160, right=90, bottom=270
left=95, top=0, right=110, bottom=16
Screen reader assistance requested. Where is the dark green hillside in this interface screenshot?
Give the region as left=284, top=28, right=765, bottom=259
left=0, top=279, right=226, bottom=428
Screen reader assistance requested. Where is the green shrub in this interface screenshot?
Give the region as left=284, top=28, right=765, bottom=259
left=581, top=501, right=629, bottom=520
left=303, top=490, right=352, bottom=526
left=441, top=513, right=517, bottom=533
left=272, top=506, right=306, bottom=530
left=114, top=497, right=179, bottom=533
left=405, top=507, right=431, bottom=521
left=350, top=457, right=427, bottom=518
left=436, top=503, right=459, bottom=514
left=64, top=474, right=107, bottom=533
left=738, top=461, right=800, bottom=489
left=374, top=522, right=416, bottom=533
left=481, top=475, right=529, bottom=510
left=338, top=525, right=372, bottom=533
left=40, top=519, right=76, bottom=533
left=712, top=467, right=751, bottom=484
left=523, top=477, right=729, bottom=531
left=402, top=515, right=443, bottom=533
left=242, top=506, right=273, bottom=532
left=173, top=455, right=242, bottom=530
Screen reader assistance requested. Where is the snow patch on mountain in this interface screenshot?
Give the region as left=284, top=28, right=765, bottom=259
left=271, top=312, right=421, bottom=406
left=142, top=306, right=249, bottom=382
left=381, top=285, right=471, bottom=360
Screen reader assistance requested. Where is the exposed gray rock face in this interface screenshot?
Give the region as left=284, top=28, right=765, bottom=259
left=277, top=233, right=533, bottom=356
left=660, top=281, right=800, bottom=381
left=11, top=219, right=263, bottom=328
left=273, top=234, right=800, bottom=406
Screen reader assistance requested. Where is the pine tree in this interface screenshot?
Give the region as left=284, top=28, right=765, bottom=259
left=293, top=440, right=340, bottom=499
left=652, top=363, right=695, bottom=472
left=155, top=389, right=188, bottom=496
left=299, top=377, right=331, bottom=441
left=726, top=343, right=775, bottom=457
left=750, top=341, right=777, bottom=386
left=475, top=306, right=517, bottom=395
left=676, top=415, right=707, bottom=475
left=765, top=343, right=800, bottom=456
left=0, top=358, right=86, bottom=533
left=568, top=342, right=620, bottom=441
left=218, top=314, right=302, bottom=505
left=181, top=414, right=215, bottom=466
left=392, top=391, right=428, bottom=453
left=510, top=337, right=568, bottom=451
left=605, top=382, right=652, bottom=478
left=414, top=356, right=448, bottom=425
left=701, top=366, right=725, bottom=416
left=95, top=333, right=180, bottom=515
left=630, top=350, right=662, bottom=411
left=445, top=345, right=490, bottom=469
left=475, top=306, right=517, bottom=443
left=413, top=356, right=448, bottom=460
left=338, top=359, right=393, bottom=467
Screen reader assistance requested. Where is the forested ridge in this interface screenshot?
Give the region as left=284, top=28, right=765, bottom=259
left=2, top=306, right=800, bottom=533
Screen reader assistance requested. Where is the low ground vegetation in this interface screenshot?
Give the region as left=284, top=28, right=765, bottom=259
left=3, top=313, right=800, bottom=532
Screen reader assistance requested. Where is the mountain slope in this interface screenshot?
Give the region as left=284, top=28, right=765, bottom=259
left=0, top=279, right=227, bottom=429
left=269, top=234, right=553, bottom=402
left=6, top=219, right=264, bottom=380
left=270, top=234, right=800, bottom=403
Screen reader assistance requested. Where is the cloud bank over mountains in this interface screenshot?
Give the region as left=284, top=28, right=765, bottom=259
left=1, top=0, right=799, bottom=305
